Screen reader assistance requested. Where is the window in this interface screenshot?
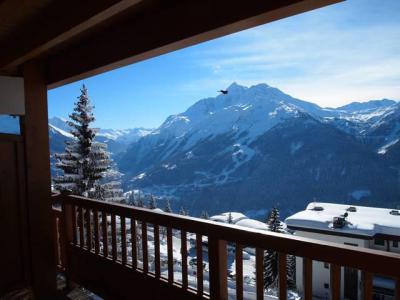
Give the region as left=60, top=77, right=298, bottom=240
left=374, top=238, right=385, bottom=246
left=0, top=115, right=21, bottom=135
left=324, top=283, right=329, bottom=289
left=393, top=241, right=398, bottom=248
left=344, top=242, right=358, bottom=247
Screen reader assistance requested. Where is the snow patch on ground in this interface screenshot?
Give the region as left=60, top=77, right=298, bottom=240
left=290, top=141, right=304, bottom=154
left=162, top=163, right=177, bottom=170
left=132, top=172, right=146, bottom=181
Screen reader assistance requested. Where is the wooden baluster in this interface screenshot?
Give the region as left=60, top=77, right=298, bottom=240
left=86, top=208, right=92, bottom=251
left=62, top=201, right=75, bottom=286
left=235, top=243, right=243, bottom=300
left=330, top=264, right=340, bottom=300
left=396, top=277, right=400, bottom=300
left=363, top=271, right=373, bottom=300
left=93, top=210, right=99, bottom=255
left=167, top=227, right=174, bottom=284
left=121, top=217, right=127, bottom=265
left=181, top=230, right=188, bottom=289
left=53, top=213, right=61, bottom=267
left=71, top=204, right=77, bottom=245
left=154, top=224, right=160, bottom=278
left=78, top=206, right=84, bottom=248
left=196, top=233, right=203, bottom=296
left=142, top=222, right=148, bottom=273
left=131, top=218, right=137, bottom=269
left=278, top=253, right=287, bottom=300
left=208, top=238, right=228, bottom=300
left=255, top=248, right=264, bottom=300
left=102, top=212, right=108, bottom=258
left=303, top=258, right=313, bottom=300
left=58, top=211, right=66, bottom=270
left=111, top=214, right=117, bottom=261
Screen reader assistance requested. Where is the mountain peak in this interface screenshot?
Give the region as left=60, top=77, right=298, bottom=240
left=227, top=82, right=246, bottom=92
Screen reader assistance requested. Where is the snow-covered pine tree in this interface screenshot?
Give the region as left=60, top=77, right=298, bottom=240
left=137, top=197, right=144, bottom=207
left=127, top=191, right=136, bottom=206
left=149, top=195, right=157, bottom=209
left=200, top=210, right=209, bottom=220
left=227, top=212, right=234, bottom=224
left=53, top=84, right=123, bottom=202
left=164, top=199, right=172, bottom=213
left=286, top=254, right=296, bottom=289
left=263, top=207, right=284, bottom=289
left=179, top=207, right=187, bottom=216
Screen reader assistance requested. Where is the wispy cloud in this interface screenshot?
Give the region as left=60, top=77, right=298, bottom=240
left=181, top=0, right=400, bottom=107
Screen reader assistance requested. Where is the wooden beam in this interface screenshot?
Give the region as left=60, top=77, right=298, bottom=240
left=0, top=0, right=143, bottom=72
left=46, top=0, right=342, bottom=88
left=22, top=60, right=57, bottom=298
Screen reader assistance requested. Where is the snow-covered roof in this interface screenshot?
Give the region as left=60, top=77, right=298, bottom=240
left=210, top=212, right=272, bottom=232
left=285, top=202, right=400, bottom=238
left=235, top=219, right=270, bottom=231
left=210, top=212, right=247, bottom=223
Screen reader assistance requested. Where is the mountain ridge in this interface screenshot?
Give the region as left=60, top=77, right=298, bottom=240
left=117, top=83, right=400, bottom=217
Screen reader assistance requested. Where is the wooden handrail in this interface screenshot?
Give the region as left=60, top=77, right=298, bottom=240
left=52, top=193, right=400, bottom=299
left=56, top=193, right=400, bottom=277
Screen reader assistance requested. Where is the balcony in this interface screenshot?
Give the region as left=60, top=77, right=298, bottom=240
left=52, top=193, right=400, bottom=299
left=1, top=1, right=399, bottom=299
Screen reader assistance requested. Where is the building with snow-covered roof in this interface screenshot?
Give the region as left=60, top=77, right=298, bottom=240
left=286, top=202, right=400, bottom=300
left=210, top=212, right=247, bottom=224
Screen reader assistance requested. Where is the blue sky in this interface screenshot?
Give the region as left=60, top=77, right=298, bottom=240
left=48, top=0, right=400, bottom=129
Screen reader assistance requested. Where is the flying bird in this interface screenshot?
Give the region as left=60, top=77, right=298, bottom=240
left=218, top=90, right=228, bottom=95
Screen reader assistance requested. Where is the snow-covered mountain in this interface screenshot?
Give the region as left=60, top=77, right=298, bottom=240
left=118, top=83, right=400, bottom=217
left=49, top=117, right=152, bottom=145
left=47, top=117, right=153, bottom=175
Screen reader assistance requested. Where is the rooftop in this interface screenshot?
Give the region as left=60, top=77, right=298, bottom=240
left=285, top=202, right=400, bottom=238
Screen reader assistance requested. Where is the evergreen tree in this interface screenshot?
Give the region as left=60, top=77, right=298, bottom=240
left=263, top=207, right=284, bottom=289
left=127, top=192, right=136, bottom=206
left=179, top=207, right=187, bottom=216
left=164, top=199, right=172, bottom=213
left=149, top=195, right=157, bottom=209
left=227, top=212, right=234, bottom=224
left=268, top=208, right=284, bottom=233
left=53, top=84, right=123, bottom=202
left=286, top=254, right=296, bottom=290
left=200, top=210, right=209, bottom=220
left=137, top=197, right=144, bottom=208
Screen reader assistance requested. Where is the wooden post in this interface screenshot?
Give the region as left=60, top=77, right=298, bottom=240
left=208, top=238, right=228, bottom=300
left=303, top=258, right=313, bottom=300
left=62, top=198, right=74, bottom=288
left=278, top=253, right=287, bottom=300
left=22, top=60, right=57, bottom=298
left=330, top=264, right=341, bottom=300
left=235, top=243, right=243, bottom=300
left=363, top=271, right=373, bottom=300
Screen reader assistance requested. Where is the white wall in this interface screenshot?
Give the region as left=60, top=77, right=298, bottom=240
left=294, top=230, right=368, bottom=300
left=0, top=76, right=25, bottom=115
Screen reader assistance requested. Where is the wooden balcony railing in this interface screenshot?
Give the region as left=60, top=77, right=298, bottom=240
left=52, top=193, right=400, bottom=300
